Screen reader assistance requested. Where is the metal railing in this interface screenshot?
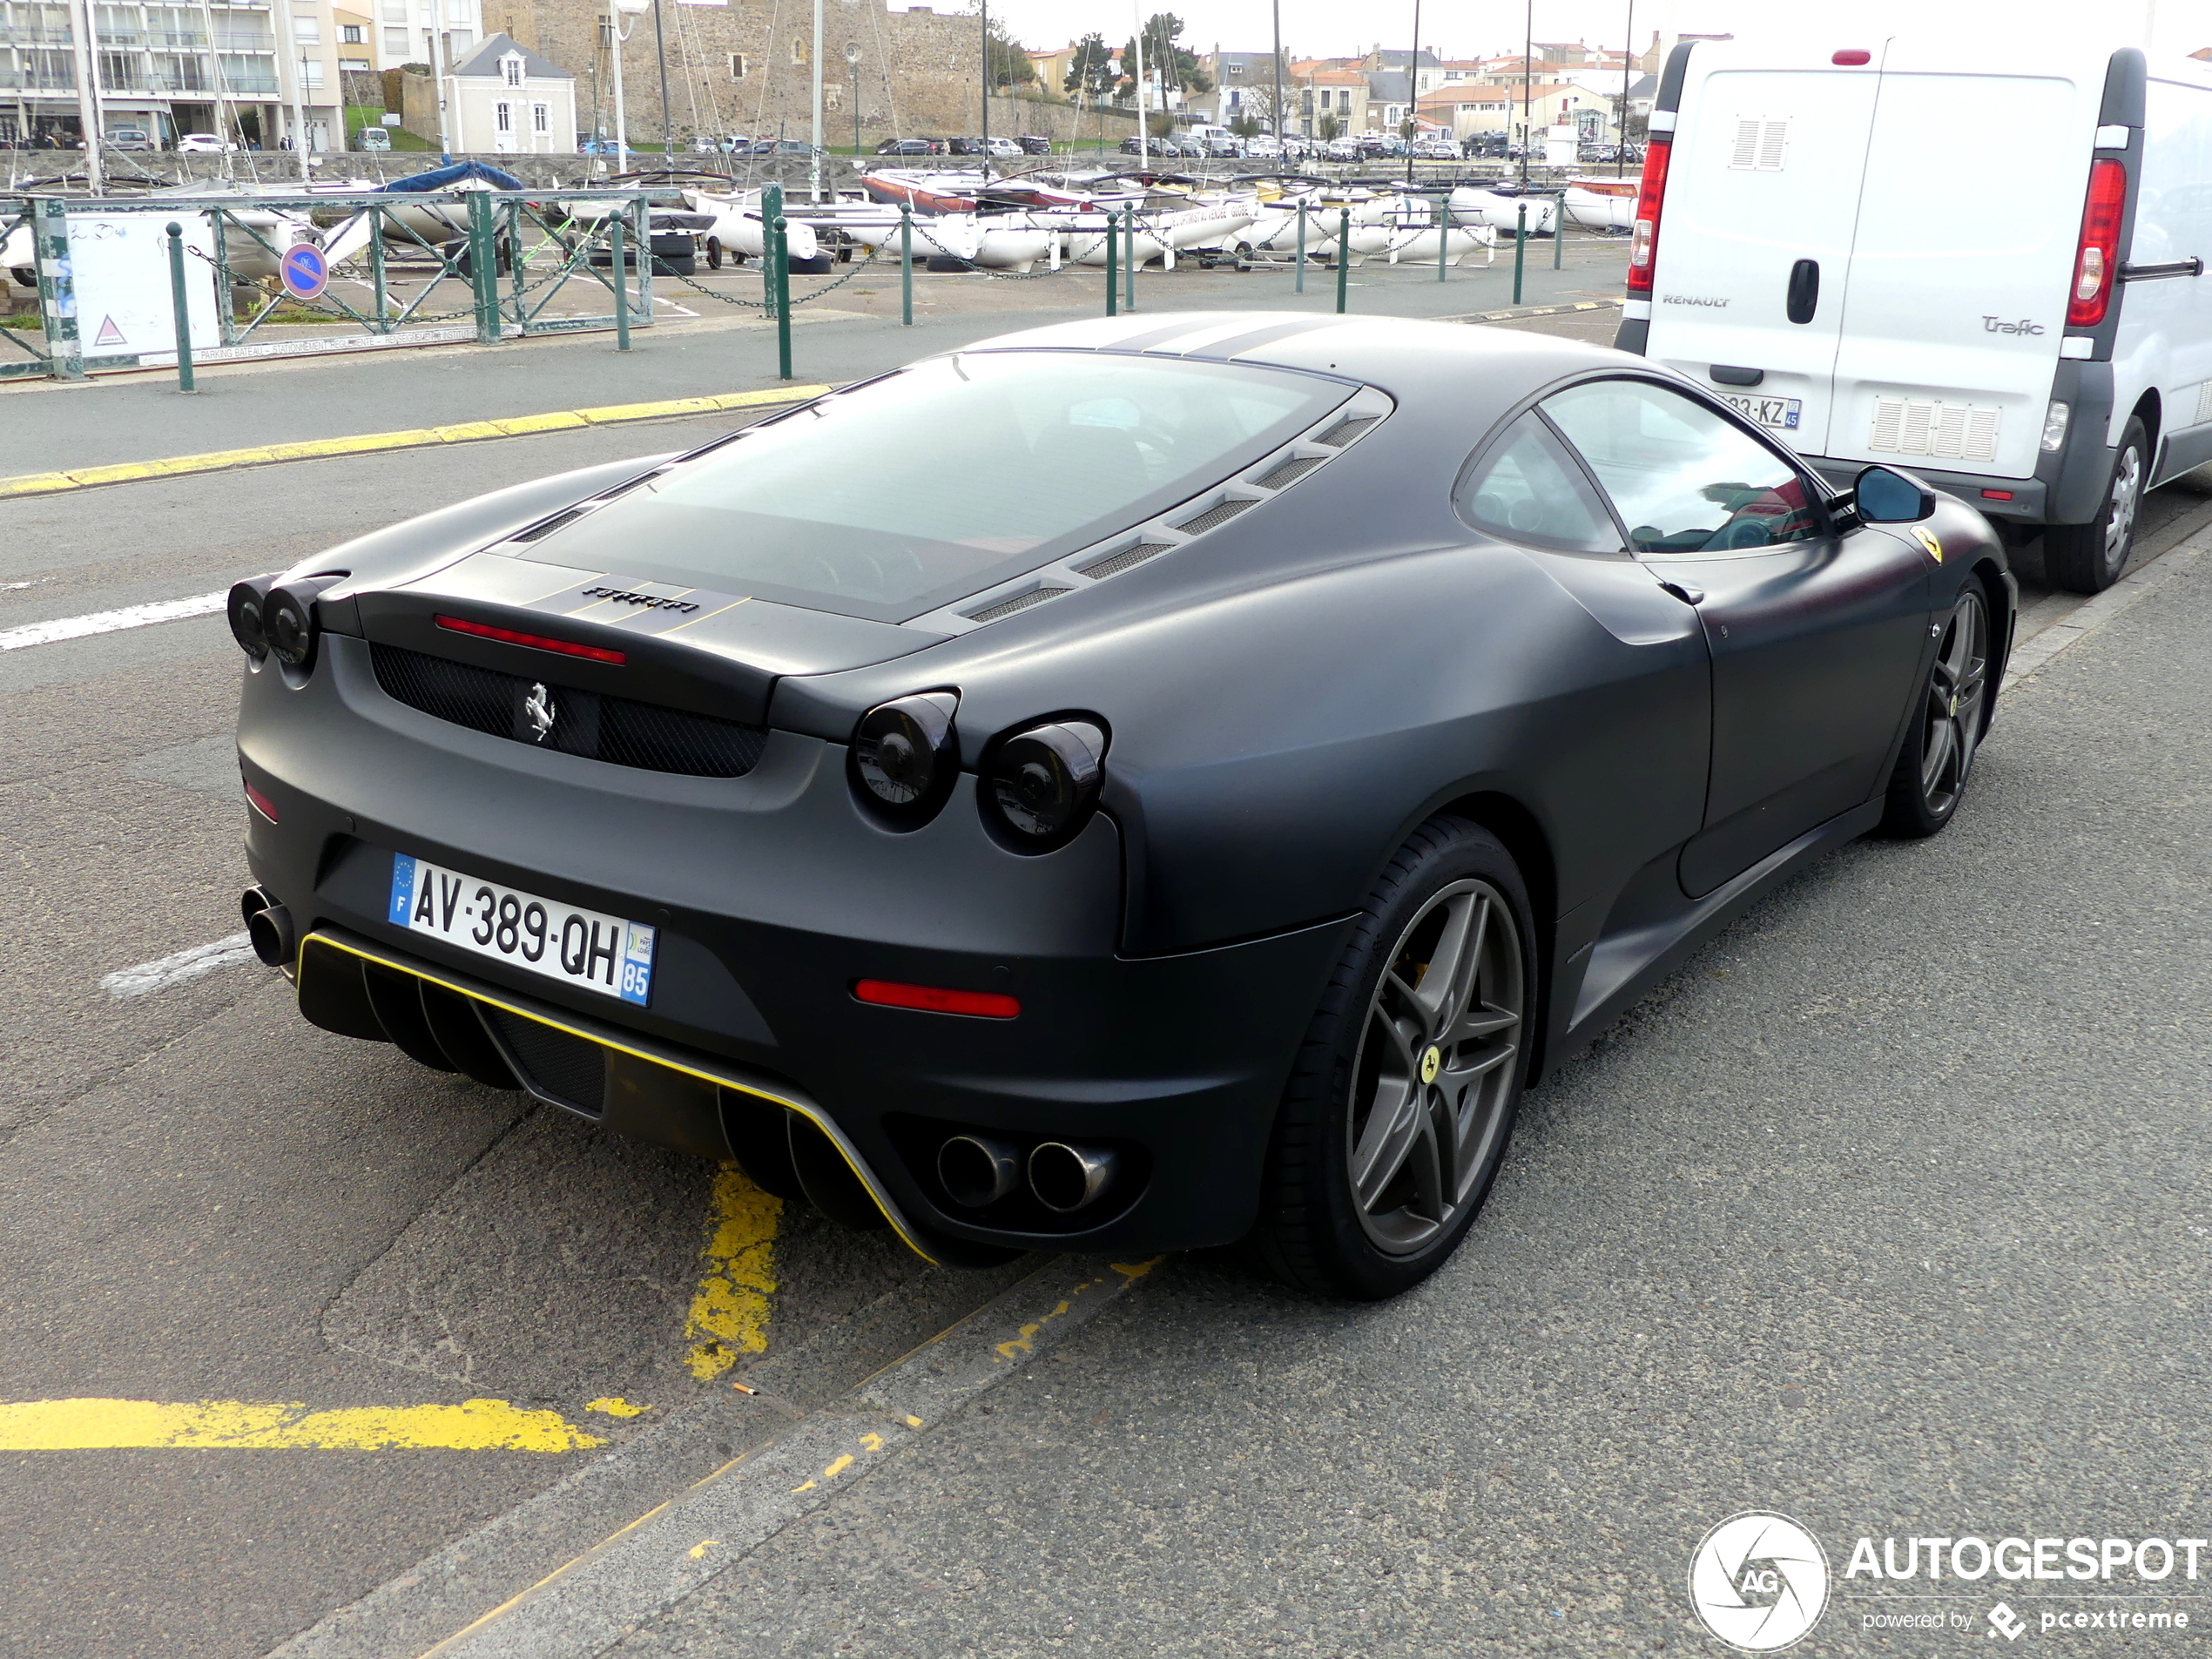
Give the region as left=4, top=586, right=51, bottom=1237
left=0, top=187, right=680, bottom=381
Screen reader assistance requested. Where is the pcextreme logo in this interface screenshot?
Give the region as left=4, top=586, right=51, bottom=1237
left=1689, top=1512, right=1831, bottom=1651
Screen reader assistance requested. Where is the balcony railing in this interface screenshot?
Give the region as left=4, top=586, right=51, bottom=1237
left=0, top=68, right=80, bottom=88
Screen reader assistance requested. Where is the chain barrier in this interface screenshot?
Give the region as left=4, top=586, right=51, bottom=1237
left=662, top=236, right=885, bottom=310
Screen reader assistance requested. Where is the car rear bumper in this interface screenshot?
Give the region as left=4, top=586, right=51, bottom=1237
left=240, top=636, right=1347, bottom=1259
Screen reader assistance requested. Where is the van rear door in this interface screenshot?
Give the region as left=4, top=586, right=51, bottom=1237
left=1825, top=50, right=2093, bottom=482
left=1643, top=45, right=1885, bottom=456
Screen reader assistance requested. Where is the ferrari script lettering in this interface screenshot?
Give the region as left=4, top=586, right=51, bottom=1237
left=581, top=586, right=701, bottom=614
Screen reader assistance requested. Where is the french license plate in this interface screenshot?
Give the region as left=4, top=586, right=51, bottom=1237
left=388, top=853, right=656, bottom=1006
left=1718, top=392, right=1803, bottom=432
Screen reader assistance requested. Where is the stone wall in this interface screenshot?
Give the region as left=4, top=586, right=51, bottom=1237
left=471, top=0, right=1116, bottom=147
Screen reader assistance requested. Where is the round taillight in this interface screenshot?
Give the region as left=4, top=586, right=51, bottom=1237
left=228, top=576, right=274, bottom=661
left=265, top=583, right=319, bottom=669
left=982, top=718, right=1107, bottom=850
left=850, top=691, right=958, bottom=826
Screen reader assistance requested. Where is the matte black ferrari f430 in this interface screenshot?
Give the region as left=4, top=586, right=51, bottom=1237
left=232, top=314, right=2013, bottom=1298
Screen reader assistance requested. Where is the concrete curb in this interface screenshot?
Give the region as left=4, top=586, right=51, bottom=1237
left=263, top=1255, right=1161, bottom=1659
left=1440, top=299, right=1622, bottom=325
left=0, top=384, right=832, bottom=502
left=2003, top=541, right=2205, bottom=691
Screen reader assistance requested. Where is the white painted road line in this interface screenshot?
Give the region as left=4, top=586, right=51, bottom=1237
left=101, top=932, right=258, bottom=999
left=0, top=590, right=228, bottom=652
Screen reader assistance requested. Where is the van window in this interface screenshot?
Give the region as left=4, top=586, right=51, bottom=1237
left=1457, top=415, right=1619, bottom=553
left=1542, top=380, right=1824, bottom=555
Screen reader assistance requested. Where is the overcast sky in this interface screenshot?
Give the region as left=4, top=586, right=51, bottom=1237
left=969, top=0, right=2198, bottom=64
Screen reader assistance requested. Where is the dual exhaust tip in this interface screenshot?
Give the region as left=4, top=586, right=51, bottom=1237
left=240, top=886, right=295, bottom=968
left=937, top=1133, right=1118, bottom=1215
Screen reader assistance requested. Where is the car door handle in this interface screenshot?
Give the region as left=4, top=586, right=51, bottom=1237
left=1658, top=580, right=1705, bottom=606
left=1786, top=259, right=1819, bottom=324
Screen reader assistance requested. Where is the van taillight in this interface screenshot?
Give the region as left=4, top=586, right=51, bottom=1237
left=2067, top=158, right=2128, bottom=327
left=1626, top=136, right=1672, bottom=296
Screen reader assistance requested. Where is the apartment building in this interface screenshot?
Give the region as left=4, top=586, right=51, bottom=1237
left=0, top=0, right=475, bottom=149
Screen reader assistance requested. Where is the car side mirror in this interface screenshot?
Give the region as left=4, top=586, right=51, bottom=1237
left=1854, top=465, right=1938, bottom=524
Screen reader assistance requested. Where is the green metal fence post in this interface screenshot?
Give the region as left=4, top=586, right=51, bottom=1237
left=505, top=196, right=525, bottom=332
left=164, top=221, right=194, bottom=393
left=1554, top=193, right=1565, bottom=269
left=1437, top=192, right=1450, bottom=282
left=899, top=203, right=913, bottom=325
left=1123, top=206, right=1136, bottom=313
left=1104, top=210, right=1117, bottom=317
left=632, top=197, right=654, bottom=322
left=212, top=207, right=238, bottom=347
left=32, top=198, right=83, bottom=381
left=610, top=217, right=630, bottom=350
left=368, top=208, right=388, bottom=328
left=1513, top=201, right=1527, bottom=305
left=763, top=181, right=791, bottom=380
left=1294, top=200, right=1305, bottom=293
left=1334, top=206, right=1350, bottom=314
left=468, top=190, right=499, bottom=342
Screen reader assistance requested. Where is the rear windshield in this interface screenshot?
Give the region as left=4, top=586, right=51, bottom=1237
left=527, top=350, right=1352, bottom=622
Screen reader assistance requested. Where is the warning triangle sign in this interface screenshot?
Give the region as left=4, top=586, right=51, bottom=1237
left=93, top=314, right=126, bottom=347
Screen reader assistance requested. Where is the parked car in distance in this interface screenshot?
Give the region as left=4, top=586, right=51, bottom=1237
left=749, top=138, right=819, bottom=157
left=354, top=126, right=392, bottom=151
left=875, top=136, right=934, bottom=155
left=1325, top=137, right=1360, bottom=161
left=1413, top=138, right=1459, bottom=160
left=1202, top=134, right=1244, bottom=158
left=105, top=125, right=155, bottom=150
left=945, top=136, right=984, bottom=155
left=983, top=136, right=1022, bottom=158
left=1016, top=133, right=1052, bottom=154
left=177, top=132, right=237, bottom=153
left=1243, top=134, right=1284, bottom=159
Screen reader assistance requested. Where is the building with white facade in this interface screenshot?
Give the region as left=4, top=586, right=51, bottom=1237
left=442, top=29, right=566, bottom=152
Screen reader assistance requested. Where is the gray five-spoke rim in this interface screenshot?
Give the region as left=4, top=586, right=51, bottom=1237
left=1919, top=589, right=1988, bottom=815
left=2106, top=444, right=2142, bottom=575
left=1346, top=878, right=1524, bottom=1255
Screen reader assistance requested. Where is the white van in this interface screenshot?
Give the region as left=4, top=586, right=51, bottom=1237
left=1616, top=37, right=2212, bottom=592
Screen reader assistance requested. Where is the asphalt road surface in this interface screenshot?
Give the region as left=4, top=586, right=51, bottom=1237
left=0, top=284, right=2207, bottom=1659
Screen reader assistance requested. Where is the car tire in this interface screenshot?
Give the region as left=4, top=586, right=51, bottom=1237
left=1879, top=583, right=1991, bottom=839
left=2043, top=415, right=2147, bottom=594
left=1245, top=816, right=1534, bottom=1300
left=705, top=236, right=723, bottom=270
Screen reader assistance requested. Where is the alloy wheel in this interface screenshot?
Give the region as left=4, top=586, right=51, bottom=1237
left=1346, top=878, right=1524, bottom=1255
left=2104, top=443, right=2142, bottom=579
left=1919, top=589, right=1989, bottom=817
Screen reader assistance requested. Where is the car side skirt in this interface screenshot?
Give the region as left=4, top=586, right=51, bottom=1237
left=1548, top=798, right=1885, bottom=1069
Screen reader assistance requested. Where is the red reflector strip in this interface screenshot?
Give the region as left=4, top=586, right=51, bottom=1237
left=435, top=614, right=627, bottom=664
left=244, top=781, right=280, bottom=822
left=1981, top=489, right=2015, bottom=501
left=853, top=979, right=1020, bottom=1019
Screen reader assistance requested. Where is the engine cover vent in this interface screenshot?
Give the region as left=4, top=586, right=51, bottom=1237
left=1868, top=396, right=2000, bottom=464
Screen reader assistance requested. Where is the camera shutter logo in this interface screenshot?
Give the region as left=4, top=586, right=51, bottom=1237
left=1688, top=1512, right=1830, bottom=1651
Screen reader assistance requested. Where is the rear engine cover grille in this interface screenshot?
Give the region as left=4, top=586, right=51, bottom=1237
left=371, top=644, right=768, bottom=779
left=484, top=1009, right=607, bottom=1115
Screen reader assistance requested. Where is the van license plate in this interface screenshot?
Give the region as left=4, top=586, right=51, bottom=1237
left=388, top=853, right=656, bottom=1006
left=1719, top=393, right=1802, bottom=432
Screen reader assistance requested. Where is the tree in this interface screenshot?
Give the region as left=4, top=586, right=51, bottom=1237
left=1318, top=111, right=1341, bottom=141
left=984, top=18, right=1034, bottom=90
left=1064, top=31, right=1116, bottom=102
left=1229, top=112, right=1261, bottom=138
left=1118, top=13, right=1211, bottom=100
left=1237, top=78, right=1288, bottom=133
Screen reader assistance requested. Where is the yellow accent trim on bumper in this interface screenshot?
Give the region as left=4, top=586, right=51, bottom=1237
left=0, top=384, right=833, bottom=500
left=300, top=929, right=938, bottom=1264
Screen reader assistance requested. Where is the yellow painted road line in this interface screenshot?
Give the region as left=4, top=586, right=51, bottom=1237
left=0, top=1398, right=608, bottom=1452
left=683, top=1163, right=780, bottom=1381
left=0, top=384, right=832, bottom=502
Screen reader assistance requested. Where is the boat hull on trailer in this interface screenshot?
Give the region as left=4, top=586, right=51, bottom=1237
left=1562, top=179, right=1635, bottom=232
